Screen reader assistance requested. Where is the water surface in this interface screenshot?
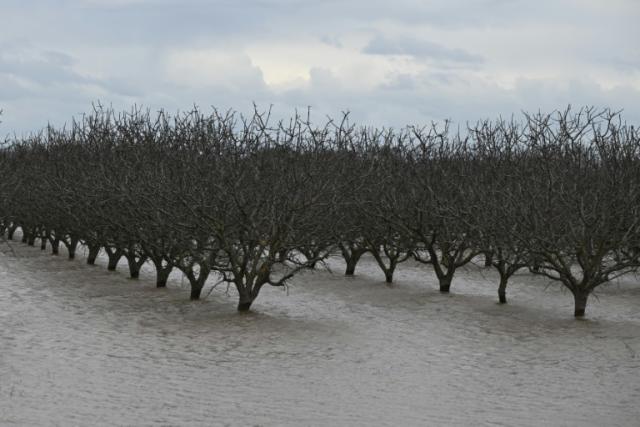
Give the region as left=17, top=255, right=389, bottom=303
left=1, top=241, right=639, bottom=426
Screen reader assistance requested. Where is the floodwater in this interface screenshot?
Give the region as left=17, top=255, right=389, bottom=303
left=1, top=238, right=639, bottom=426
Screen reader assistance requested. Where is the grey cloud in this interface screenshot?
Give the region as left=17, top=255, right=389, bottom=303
left=512, top=78, right=640, bottom=118
left=1, top=0, right=639, bottom=134
left=319, top=35, right=343, bottom=49
left=269, top=68, right=640, bottom=130
left=3, top=72, right=640, bottom=138
left=0, top=0, right=534, bottom=49
left=0, top=47, right=139, bottom=98
left=3, top=0, right=638, bottom=49
left=363, top=35, right=483, bottom=64
left=0, top=50, right=85, bottom=86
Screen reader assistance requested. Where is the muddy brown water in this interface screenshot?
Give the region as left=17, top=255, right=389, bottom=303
left=1, top=241, right=639, bottom=426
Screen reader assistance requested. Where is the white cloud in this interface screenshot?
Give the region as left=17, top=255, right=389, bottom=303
left=165, top=48, right=265, bottom=91
left=0, top=0, right=638, bottom=135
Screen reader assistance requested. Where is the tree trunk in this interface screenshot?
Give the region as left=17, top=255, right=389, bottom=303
left=498, top=274, right=508, bottom=304
left=40, top=237, right=47, bottom=250
left=484, top=251, right=493, bottom=268
left=190, top=286, right=202, bottom=300
left=7, top=225, right=17, bottom=240
left=439, top=275, right=452, bottom=293
left=27, top=233, right=36, bottom=246
left=342, top=245, right=366, bottom=276
left=384, top=270, right=394, bottom=283
left=237, top=299, right=253, bottom=312
left=371, top=248, right=400, bottom=284
left=344, top=251, right=365, bottom=276
left=237, top=287, right=255, bottom=312
left=125, top=254, right=146, bottom=279
left=64, top=237, right=79, bottom=259
left=189, top=278, right=208, bottom=300
left=155, top=265, right=172, bottom=288
left=187, top=268, right=210, bottom=301
left=573, top=291, right=589, bottom=318
left=87, top=244, right=100, bottom=265
left=345, top=259, right=357, bottom=276
left=50, top=239, right=60, bottom=255
left=127, top=256, right=140, bottom=279
left=151, top=258, right=172, bottom=287
left=106, top=249, right=123, bottom=271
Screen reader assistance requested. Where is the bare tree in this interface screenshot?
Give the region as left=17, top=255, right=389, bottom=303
left=2, top=103, right=638, bottom=320
left=463, top=118, right=531, bottom=303
left=512, top=108, right=640, bottom=316
left=385, top=123, right=480, bottom=292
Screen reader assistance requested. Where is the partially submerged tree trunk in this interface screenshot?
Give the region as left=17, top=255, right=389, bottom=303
left=86, top=243, right=101, bottom=265
left=529, top=256, right=610, bottom=318
left=105, top=247, right=123, bottom=271
left=415, top=241, right=477, bottom=293
left=178, top=254, right=211, bottom=301
left=7, top=224, right=17, bottom=240
left=184, top=265, right=211, bottom=300
left=340, top=242, right=368, bottom=276
left=572, top=290, right=589, bottom=318
left=345, top=257, right=359, bottom=275
left=62, top=235, right=79, bottom=259
left=438, top=273, right=453, bottom=293
left=48, top=235, right=60, bottom=255
left=26, top=228, right=36, bottom=246
left=153, top=259, right=173, bottom=288
left=491, top=255, right=527, bottom=304
left=371, top=250, right=396, bottom=283
left=237, top=295, right=255, bottom=312
left=232, top=262, right=294, bottom=313
left=40, top=233, right=47, bottom=250
left=124, top=250, right=147, bottom=279
left=368, top=242, right=410, bottom=284
left=498, top=273, right=508, bottom=303
left=384, top=270, right=394, bottom=283
left=235, top=276, right=267, bottom=312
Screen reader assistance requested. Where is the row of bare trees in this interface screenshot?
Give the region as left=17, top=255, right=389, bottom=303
left=1, top=106, right=639, bottom=316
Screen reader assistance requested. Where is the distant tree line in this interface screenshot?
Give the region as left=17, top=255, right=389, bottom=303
left=0, top=105, right=638, bottom=316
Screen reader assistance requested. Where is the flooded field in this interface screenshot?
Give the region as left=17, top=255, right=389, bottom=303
left=1, top=240, right=639, bottom=426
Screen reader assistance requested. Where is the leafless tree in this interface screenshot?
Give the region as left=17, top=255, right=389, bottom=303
left=2, top=104, right=637, bottom=320
left=380, top=123, right=480, bottom=292
left=462, top=118, right=532, bottom=303
left=511, top=108, right=640, bottom=316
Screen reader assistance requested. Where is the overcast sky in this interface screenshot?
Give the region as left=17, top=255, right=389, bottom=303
left=1, top=0, right=639, bottom=134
